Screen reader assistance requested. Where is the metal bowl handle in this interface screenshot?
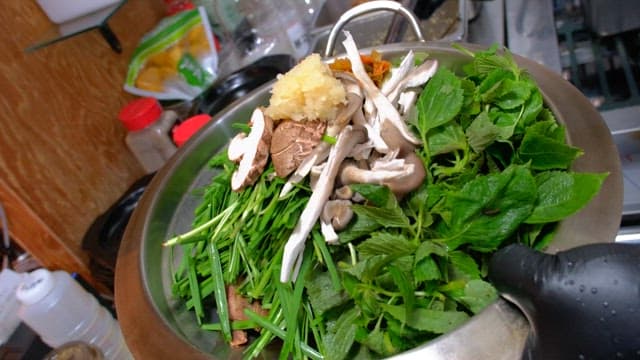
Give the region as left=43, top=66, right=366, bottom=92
left=323, top=0, right=425, bottom=58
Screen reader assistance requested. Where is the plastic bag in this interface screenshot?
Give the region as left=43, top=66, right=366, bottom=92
left=124, top=7, right=219, bottom=101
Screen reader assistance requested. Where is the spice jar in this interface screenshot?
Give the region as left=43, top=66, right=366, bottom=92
left=118, top=97, right=178, bottom=174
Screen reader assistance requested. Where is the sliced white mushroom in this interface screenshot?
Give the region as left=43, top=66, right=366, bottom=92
left=341, top=31, right=421, bottom=146
left=320, top=220, right=339, bottom=244
left=387, top=59, right=438, bottom=105
left=380, top=50, right=415, bottom=96
left=309, top=163, right=325, bottom=191
left=397, top=90, right=418, bottom=116
left=281, top=125, right=366, bottom=282
left=228, top=108, right=273, bottom=191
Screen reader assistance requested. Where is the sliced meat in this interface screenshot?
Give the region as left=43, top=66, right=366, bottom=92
left=270, top=120, right=326, bottom=178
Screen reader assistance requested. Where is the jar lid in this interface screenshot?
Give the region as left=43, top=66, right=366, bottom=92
left=172, top=114, right=212, bottom=147
left=16, top=269, right=55, bottom=306
left=118, top=98, right=163, bottom=131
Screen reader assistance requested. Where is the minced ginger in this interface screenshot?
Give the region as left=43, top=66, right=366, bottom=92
left=264, top=54, right=346, bottom=123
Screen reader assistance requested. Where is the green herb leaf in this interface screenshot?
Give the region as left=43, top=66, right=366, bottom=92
left=388, top=265, right=416, bottom=319
left=339, top=209, right=383, bottom=244
left=324, top=308, right=360, bottom=360
left=414, top=255, right=441, bottom=283
left=466, top=110, right=501, bottom=153
left=358, top=232, right=417, bottom=257
left=417, top=68, right=464, bottom=133
left=444, top=165, right=538, bottom=251
left=494, top=78, right=532, bottom=110
left=349, top=183, right=394, bottom=208
left=478, top=68, right=513, bottom=102
left=448, top=251, right=481, bottom=280
left=450, top=279, right=498, bottom=314
left=381, top=304, right=469, bottom=334
left=518, top=132, right=583, bottom=170
left=515, top=90, right=543, bottom=134
left=427, top=123, right=468, bottom=156
left=363, top=327, right=397, bottom=356
left=526, top=171, right=608, bottom=224
left=351, top=204, right=410, bottom=229
left=305, top=271, right=349, bottom=315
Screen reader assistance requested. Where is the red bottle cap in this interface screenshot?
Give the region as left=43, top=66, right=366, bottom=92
left=172, top=114, right=212, bottom=147
left=118, top=97, right=163, bottom=131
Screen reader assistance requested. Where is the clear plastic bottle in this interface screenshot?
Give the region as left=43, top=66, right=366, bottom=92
left=15, top=269, right=133, bottom=360
left=118, top=97, right=178, bottom=174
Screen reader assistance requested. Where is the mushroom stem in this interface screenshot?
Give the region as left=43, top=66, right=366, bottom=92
left=281, top=125, right=366, bottom=282
left=380, top=50, right=415, bottom=96
left=340, top=151, right=426, bottom=198
left=387, top=60, right=438, bottom=105
left=341, top=31, right=421, bottom=146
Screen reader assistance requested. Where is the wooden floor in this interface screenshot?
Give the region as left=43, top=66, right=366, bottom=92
left=0, top=0, right=165, bottom=292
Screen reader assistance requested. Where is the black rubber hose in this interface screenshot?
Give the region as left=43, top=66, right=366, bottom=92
left=489, top=243, right=640, bottom=360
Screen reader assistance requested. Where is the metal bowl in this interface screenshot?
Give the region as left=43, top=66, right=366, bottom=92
left=115, top=40, right=623, bottom=359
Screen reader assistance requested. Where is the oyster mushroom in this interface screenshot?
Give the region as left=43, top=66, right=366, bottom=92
left=334, top=185, right=353, bottom=200
left=322, top=199, right=353, bottom=231
left=281, top=125, right=366, bottom=282
left=270, top=120, right=326, bottom=178
left=342, top=31, right=421, bottom=146
left=386, top=59, right=438, bottom=105
left=340, top=151, right=426, bottom=198
left=228, top=108, right=273, bottom=191
left=380, top=50, right=415, bottom=96
left=320, top=199, right=353, bottom=244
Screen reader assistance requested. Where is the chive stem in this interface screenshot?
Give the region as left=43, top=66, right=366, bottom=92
left=244, top=309, right=324, bottom=360
left=163, top=203, right=238, bottom=247
left=208, top=239, right=232, bottom=342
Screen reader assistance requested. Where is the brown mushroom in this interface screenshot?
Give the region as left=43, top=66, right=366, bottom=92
left=380, top=118, right=416, bottom=157
left=334, top=185, right=353, bottom=200
left=321, top=199, right=353, bottom=231
left=340, top=152, right=426, bottom=198
left=227, top=108, right=273, bottom=191
left=270, top=119, right=326, bottom=178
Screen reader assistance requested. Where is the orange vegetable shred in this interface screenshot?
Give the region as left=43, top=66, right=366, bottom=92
left=329, top=50, right=391, bottom=87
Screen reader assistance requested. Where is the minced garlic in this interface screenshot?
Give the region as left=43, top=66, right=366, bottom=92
left=264, top=54, right=346, bottom=123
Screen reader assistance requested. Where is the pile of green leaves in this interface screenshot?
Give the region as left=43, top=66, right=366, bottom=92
left=168, top=45, right=607, bottom=360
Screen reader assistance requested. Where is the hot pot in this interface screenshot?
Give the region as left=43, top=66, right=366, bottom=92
left=115, top=2, right=623, bottom=359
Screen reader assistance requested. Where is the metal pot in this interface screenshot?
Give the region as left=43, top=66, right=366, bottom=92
left=115, top=2, right=622, bottom=359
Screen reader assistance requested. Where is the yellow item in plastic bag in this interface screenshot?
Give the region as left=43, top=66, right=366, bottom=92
left=124, top=7, right=218, bottom=100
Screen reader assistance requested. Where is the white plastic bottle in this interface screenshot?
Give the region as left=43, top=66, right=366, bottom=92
left=15, top=269, right=133, bottom=360
left=0, top=269, right=26, bottom=345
